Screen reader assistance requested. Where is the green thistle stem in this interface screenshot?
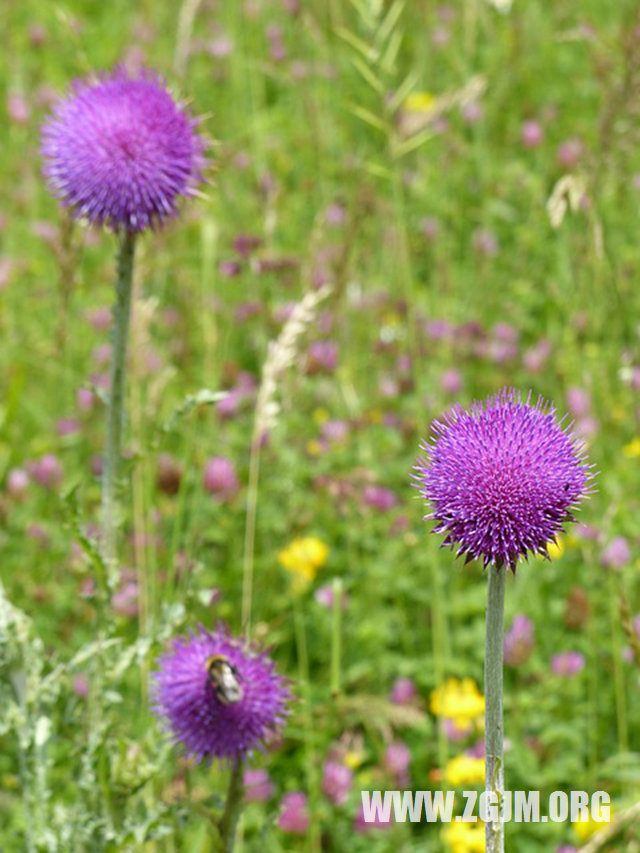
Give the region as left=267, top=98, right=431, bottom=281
left=217, top=757, right=244, bottom=852
left=101, top=231, right=136, bottom=579
left=485, top=566, right=506, bottom=853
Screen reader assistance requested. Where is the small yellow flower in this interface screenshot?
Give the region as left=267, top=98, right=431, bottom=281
left=306, top=439, right=323, bottom=456
left=382, top=310, right=401, bottom=327
left=574, top=804, right=613, bottom=841
left=313, top=407, right=330, bottom=424
left=443, top=820, right=485, bottom=853
left=623, top=437, right=640, bottom=458
left=344, top=750, right=364, bottom=769
left=430, top=678, right=485, bottom=728
left=404, top=92, right=437, bottom=113
left=278, top=537, right=329, bottom=588
left=547, top=537, right=565, bottom=560
left=444, top=754, right=485, bottom=787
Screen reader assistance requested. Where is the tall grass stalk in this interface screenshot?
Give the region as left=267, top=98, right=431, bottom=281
left=241, top=285, right=332, bottom=633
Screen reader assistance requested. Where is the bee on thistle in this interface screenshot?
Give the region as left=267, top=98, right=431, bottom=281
left=153, top=626, right=291, bottom=761
left=206, top=654, right=244, bottom=705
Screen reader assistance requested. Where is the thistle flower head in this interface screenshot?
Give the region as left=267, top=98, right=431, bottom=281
left=41, top=67, right=205, bottom=232
left=152, top=625, right=291, bottom=762
left=413, top=389, right=592, bottom=572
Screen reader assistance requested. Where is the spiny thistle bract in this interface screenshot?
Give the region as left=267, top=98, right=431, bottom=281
left=41, top=67, right=205, bottom=232
left=413, top=388, right=592, bottom=572
left=152, top=625, right=291, bottom=762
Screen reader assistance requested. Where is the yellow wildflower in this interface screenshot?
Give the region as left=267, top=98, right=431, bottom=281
left=574, top=804, right=613, bottom=841
left=547, top=537, right=565, bottom=559
left=278, top=537, right=329, bottom=588
left=313, top=407, right=330, bottom=424
left=444, top=754, right=485, bottom=787
left=623, top=437, right=640, bottom=458
left=443, top=820, right=485, bottom=853
left=344, top=750, right=364, bottom=769
left=404, top=92, right=437, bottom=113
left=430, top=678, right=485, bottom=728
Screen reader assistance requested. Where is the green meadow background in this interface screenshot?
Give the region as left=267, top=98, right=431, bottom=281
left=1, top=1, right=639, bottom=850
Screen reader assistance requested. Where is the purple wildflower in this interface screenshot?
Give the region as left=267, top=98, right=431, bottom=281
left=72, top=673, right=90, bottom=698
left=278, top=792, right=310, bottom=834
left=322, top=760, right=353, bottom=805
left=504, top=614, right=534, bottom=666
left=389, top=677, right=417, bottom=705
left=362, top=485, right=399, bottom=512
left=41, top=67, right=205, bottom=232
left=521, top=120, right=543, bottom=148
left=112, top=579, right=139, bottom=618
left=442, top=718, right=472, bottom=741
left=29, top=453, right=64, bottom=489
left=6, top=468, right=30, bottom=500
left=600, top=537, right=630, bottom=570
left=243, top=768, right=275, bottom=802
left=306, top=340, right=338, bottom=374
left=440, top=368, right=463, bottom=395
left=551, top=651, right=585, bottom=676
left=314, top=583, right=348, bottom=610
left=413, top=389, right=592, bottom=572
left=152, top=625, right=290, bottom=762
left=203, top=456, right=239, bottom=501
left=384, top=741, right=411, bottom=787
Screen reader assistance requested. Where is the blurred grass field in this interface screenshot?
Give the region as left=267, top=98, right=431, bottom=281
left=1, top=1, right=640, bottom=851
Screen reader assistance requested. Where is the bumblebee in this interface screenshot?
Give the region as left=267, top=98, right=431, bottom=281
left=206, top=654, right=244, bottom=704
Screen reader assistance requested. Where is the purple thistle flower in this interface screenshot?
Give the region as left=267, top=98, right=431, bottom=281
left=413, top=389, right=592, bottom=572
left=152, top=625, right=291, bottom=762
left=41, top=67, right=205, bottom=232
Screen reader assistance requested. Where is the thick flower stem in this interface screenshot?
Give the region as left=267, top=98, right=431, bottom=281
left=217, top=757, right=244, bottom=853
left=101, top=231, right=136, bottom=580
left=485, top=567, right=506, bottom=853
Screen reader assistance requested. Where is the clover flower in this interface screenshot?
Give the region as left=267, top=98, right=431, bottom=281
left=42, top=67, right=205, bottom=232
left=152, top=625, right=290, bottom=762
left=413, top=388, right=592, bottom=572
